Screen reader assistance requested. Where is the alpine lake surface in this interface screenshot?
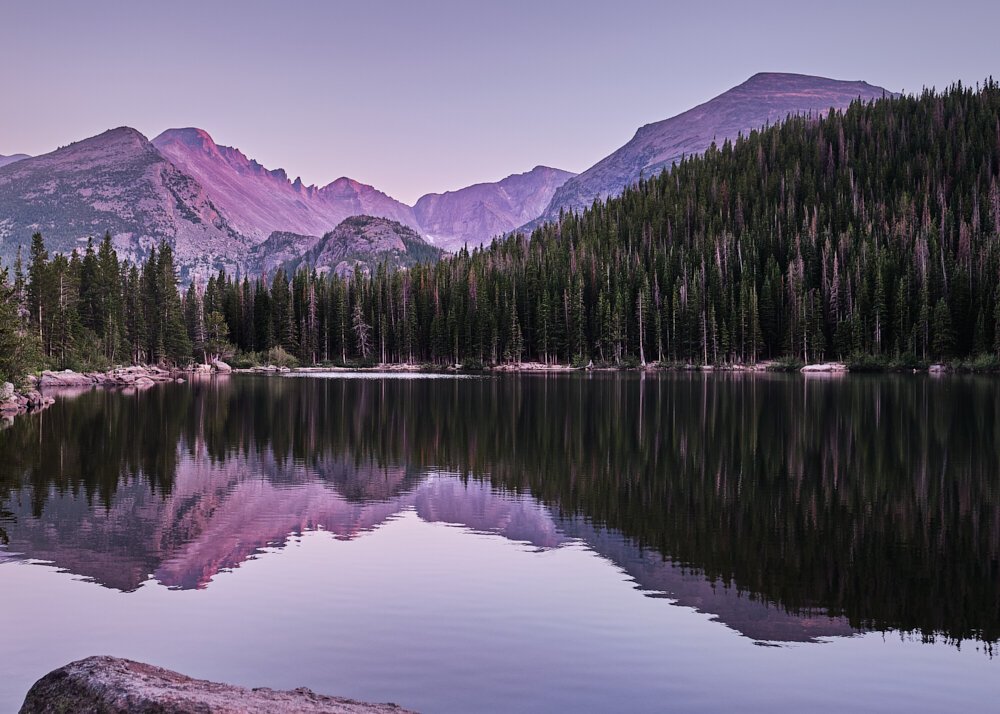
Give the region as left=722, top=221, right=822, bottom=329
left=1, top=371, right=998, bottom=712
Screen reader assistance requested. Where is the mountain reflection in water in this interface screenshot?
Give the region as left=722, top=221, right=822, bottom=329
left=0, top=372, right=997, bottom=648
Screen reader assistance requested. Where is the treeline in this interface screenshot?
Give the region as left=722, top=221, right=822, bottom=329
left=0, top=233, right=193, bottom=382
left=2, top=80, right=1000, bottom=378
left=177, top=79, right=1000, bottom=368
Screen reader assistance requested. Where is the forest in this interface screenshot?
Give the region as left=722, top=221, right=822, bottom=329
left=2, top=80, right=1000, bottom=381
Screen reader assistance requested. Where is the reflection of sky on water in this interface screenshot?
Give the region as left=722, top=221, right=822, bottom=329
left=281, top=371, right=479, bottom=380
left=2, top=372, right=999, bottom=712
left=2, top=513, right=997, bottom=714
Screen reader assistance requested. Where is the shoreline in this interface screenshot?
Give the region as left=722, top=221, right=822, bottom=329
left=0, top=358, right=986, bottom=423
left=0, top=363, right=229, bottom=422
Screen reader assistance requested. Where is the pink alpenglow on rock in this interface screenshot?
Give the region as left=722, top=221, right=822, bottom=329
left=19, top=656, right=415, bottom=713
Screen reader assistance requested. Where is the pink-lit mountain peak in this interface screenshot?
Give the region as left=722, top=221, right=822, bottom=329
left=154, top=127, right=299, bottom=188
left=152, top=127, right=418, bottom=241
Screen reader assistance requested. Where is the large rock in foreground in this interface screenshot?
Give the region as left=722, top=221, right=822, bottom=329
left=20, top=656, right=414, bottom=714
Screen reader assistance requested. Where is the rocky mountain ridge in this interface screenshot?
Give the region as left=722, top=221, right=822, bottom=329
left=286, top=215, right=442, bottom=278
left=528, top=72, right=894, bottom=229
left=0, top=127, right=248, bottom=279
left=152, top=128, right=420, bottom=241
left=0, top=73, right=896, bottom=276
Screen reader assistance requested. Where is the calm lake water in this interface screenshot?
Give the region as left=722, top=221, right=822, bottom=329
left=1, top=372, right=998, bottom=712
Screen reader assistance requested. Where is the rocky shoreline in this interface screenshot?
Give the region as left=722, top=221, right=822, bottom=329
left=0, top=358, right=968, bottom=422
left=0, top=362, right=233, bottom=422
left=19, top=656, right=414, bottom=713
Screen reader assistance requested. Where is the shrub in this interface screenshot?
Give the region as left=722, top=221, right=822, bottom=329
left=265, top=346, right=299, bottom=369
left=766, top=356, right=804, bottom=372
left=459, top=358, right=486, bottom=372
left=846, top=353, right=888, bottom=372
left=228, top=351, right=262, bottom=369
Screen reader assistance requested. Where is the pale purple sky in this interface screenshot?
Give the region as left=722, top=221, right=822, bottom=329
left=1, top=0, right=997, bottom=204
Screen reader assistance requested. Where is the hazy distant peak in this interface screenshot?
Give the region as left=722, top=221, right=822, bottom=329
left=413, top=164, right=576, bottom=250
left=0, top=153, right=30, bottom=169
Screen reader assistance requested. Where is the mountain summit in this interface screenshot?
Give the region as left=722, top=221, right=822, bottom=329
left=152, top=127, right=419, bottom=241
left=414, top=165, right=576, bottom=251
left=531, top=72, right=894, bottom=228
left=0, top=127, right=247, bottom=277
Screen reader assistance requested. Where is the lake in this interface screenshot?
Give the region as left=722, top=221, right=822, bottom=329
left=1, top=372, right=997, bottom=712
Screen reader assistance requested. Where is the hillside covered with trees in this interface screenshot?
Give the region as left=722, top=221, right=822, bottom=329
left=2, top=80, right=1000, bottom=379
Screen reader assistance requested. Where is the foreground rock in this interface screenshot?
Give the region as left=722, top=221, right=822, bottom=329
left=20, top=656, right=414, bottom=714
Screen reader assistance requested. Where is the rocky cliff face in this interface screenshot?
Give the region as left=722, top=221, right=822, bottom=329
left=152, top=128, right=420, bottom=241
left=530, top=72, right=894, bottom=229
left=0, top=128, right=248, bottom=280
left=289, top=215, right=441, bottom=278
left=414, top=166, right=575, bottom=251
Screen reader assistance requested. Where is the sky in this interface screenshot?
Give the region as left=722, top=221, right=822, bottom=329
left=1, top=0, right=998, bottom=204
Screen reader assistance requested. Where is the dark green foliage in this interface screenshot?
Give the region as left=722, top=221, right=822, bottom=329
left=205, top=81, right=1000, bottom=367
left=0, top=265, right=40, bottom=384
left=5, top=82, right=1000, bottom=372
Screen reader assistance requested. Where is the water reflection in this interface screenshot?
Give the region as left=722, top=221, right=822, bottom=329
left=0, top=373, right=997, bottom=647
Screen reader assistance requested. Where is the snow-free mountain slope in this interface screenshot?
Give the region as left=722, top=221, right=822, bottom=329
left=290, top=215, right=442, bottom=277
left=0, top=127, right=247, bottom=277
left=532, top=72, right=894, bottom=227
left=413, top=166, right=576, bottom=250
left=152, top=128, right=420, bottom=241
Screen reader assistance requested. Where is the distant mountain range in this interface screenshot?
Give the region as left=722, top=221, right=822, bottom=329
left=152, top=128, right=420, bottom=241
left=415, top=165, right=575, bottom=251
left=0, top=153, right=30, bottom=169
left=0, top=72, right=894, bottom=277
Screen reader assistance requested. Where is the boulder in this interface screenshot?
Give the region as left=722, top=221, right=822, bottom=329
left=801, top=362, right=848, bottom=373
left=39, top=370, right=95, bottom=388
left=19, top=656, right=413, bottom=714
left=1, top=382, right=14, bottom=402
left=213, top=360, right=233, bottom=374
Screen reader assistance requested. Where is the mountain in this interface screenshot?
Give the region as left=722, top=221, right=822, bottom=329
left=152, top=128, right=419, bottom=241
left=413, top=166, right=575, bottom=251
left=0, top=127, right=248, bottom=278
left=0, top=125, right=570, bottom=273
left=530, top=72, right=894, bottom=228
left=0, top=154, right=29, bottom=169
left=247, top=230, right=321, bottom=276
left=287, top=215, right=441, bottom=277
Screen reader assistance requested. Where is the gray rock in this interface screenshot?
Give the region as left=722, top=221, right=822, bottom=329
left=212, top=360, right=233, bottom=373
left=39, top=369, right=95, bottom=388
left=19, top=656, right=415, bottom=714
left=1, top=382, right=14, bottom=401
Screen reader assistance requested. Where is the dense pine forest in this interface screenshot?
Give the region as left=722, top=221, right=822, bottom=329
left=2, top=80, right=1000, bottom=381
